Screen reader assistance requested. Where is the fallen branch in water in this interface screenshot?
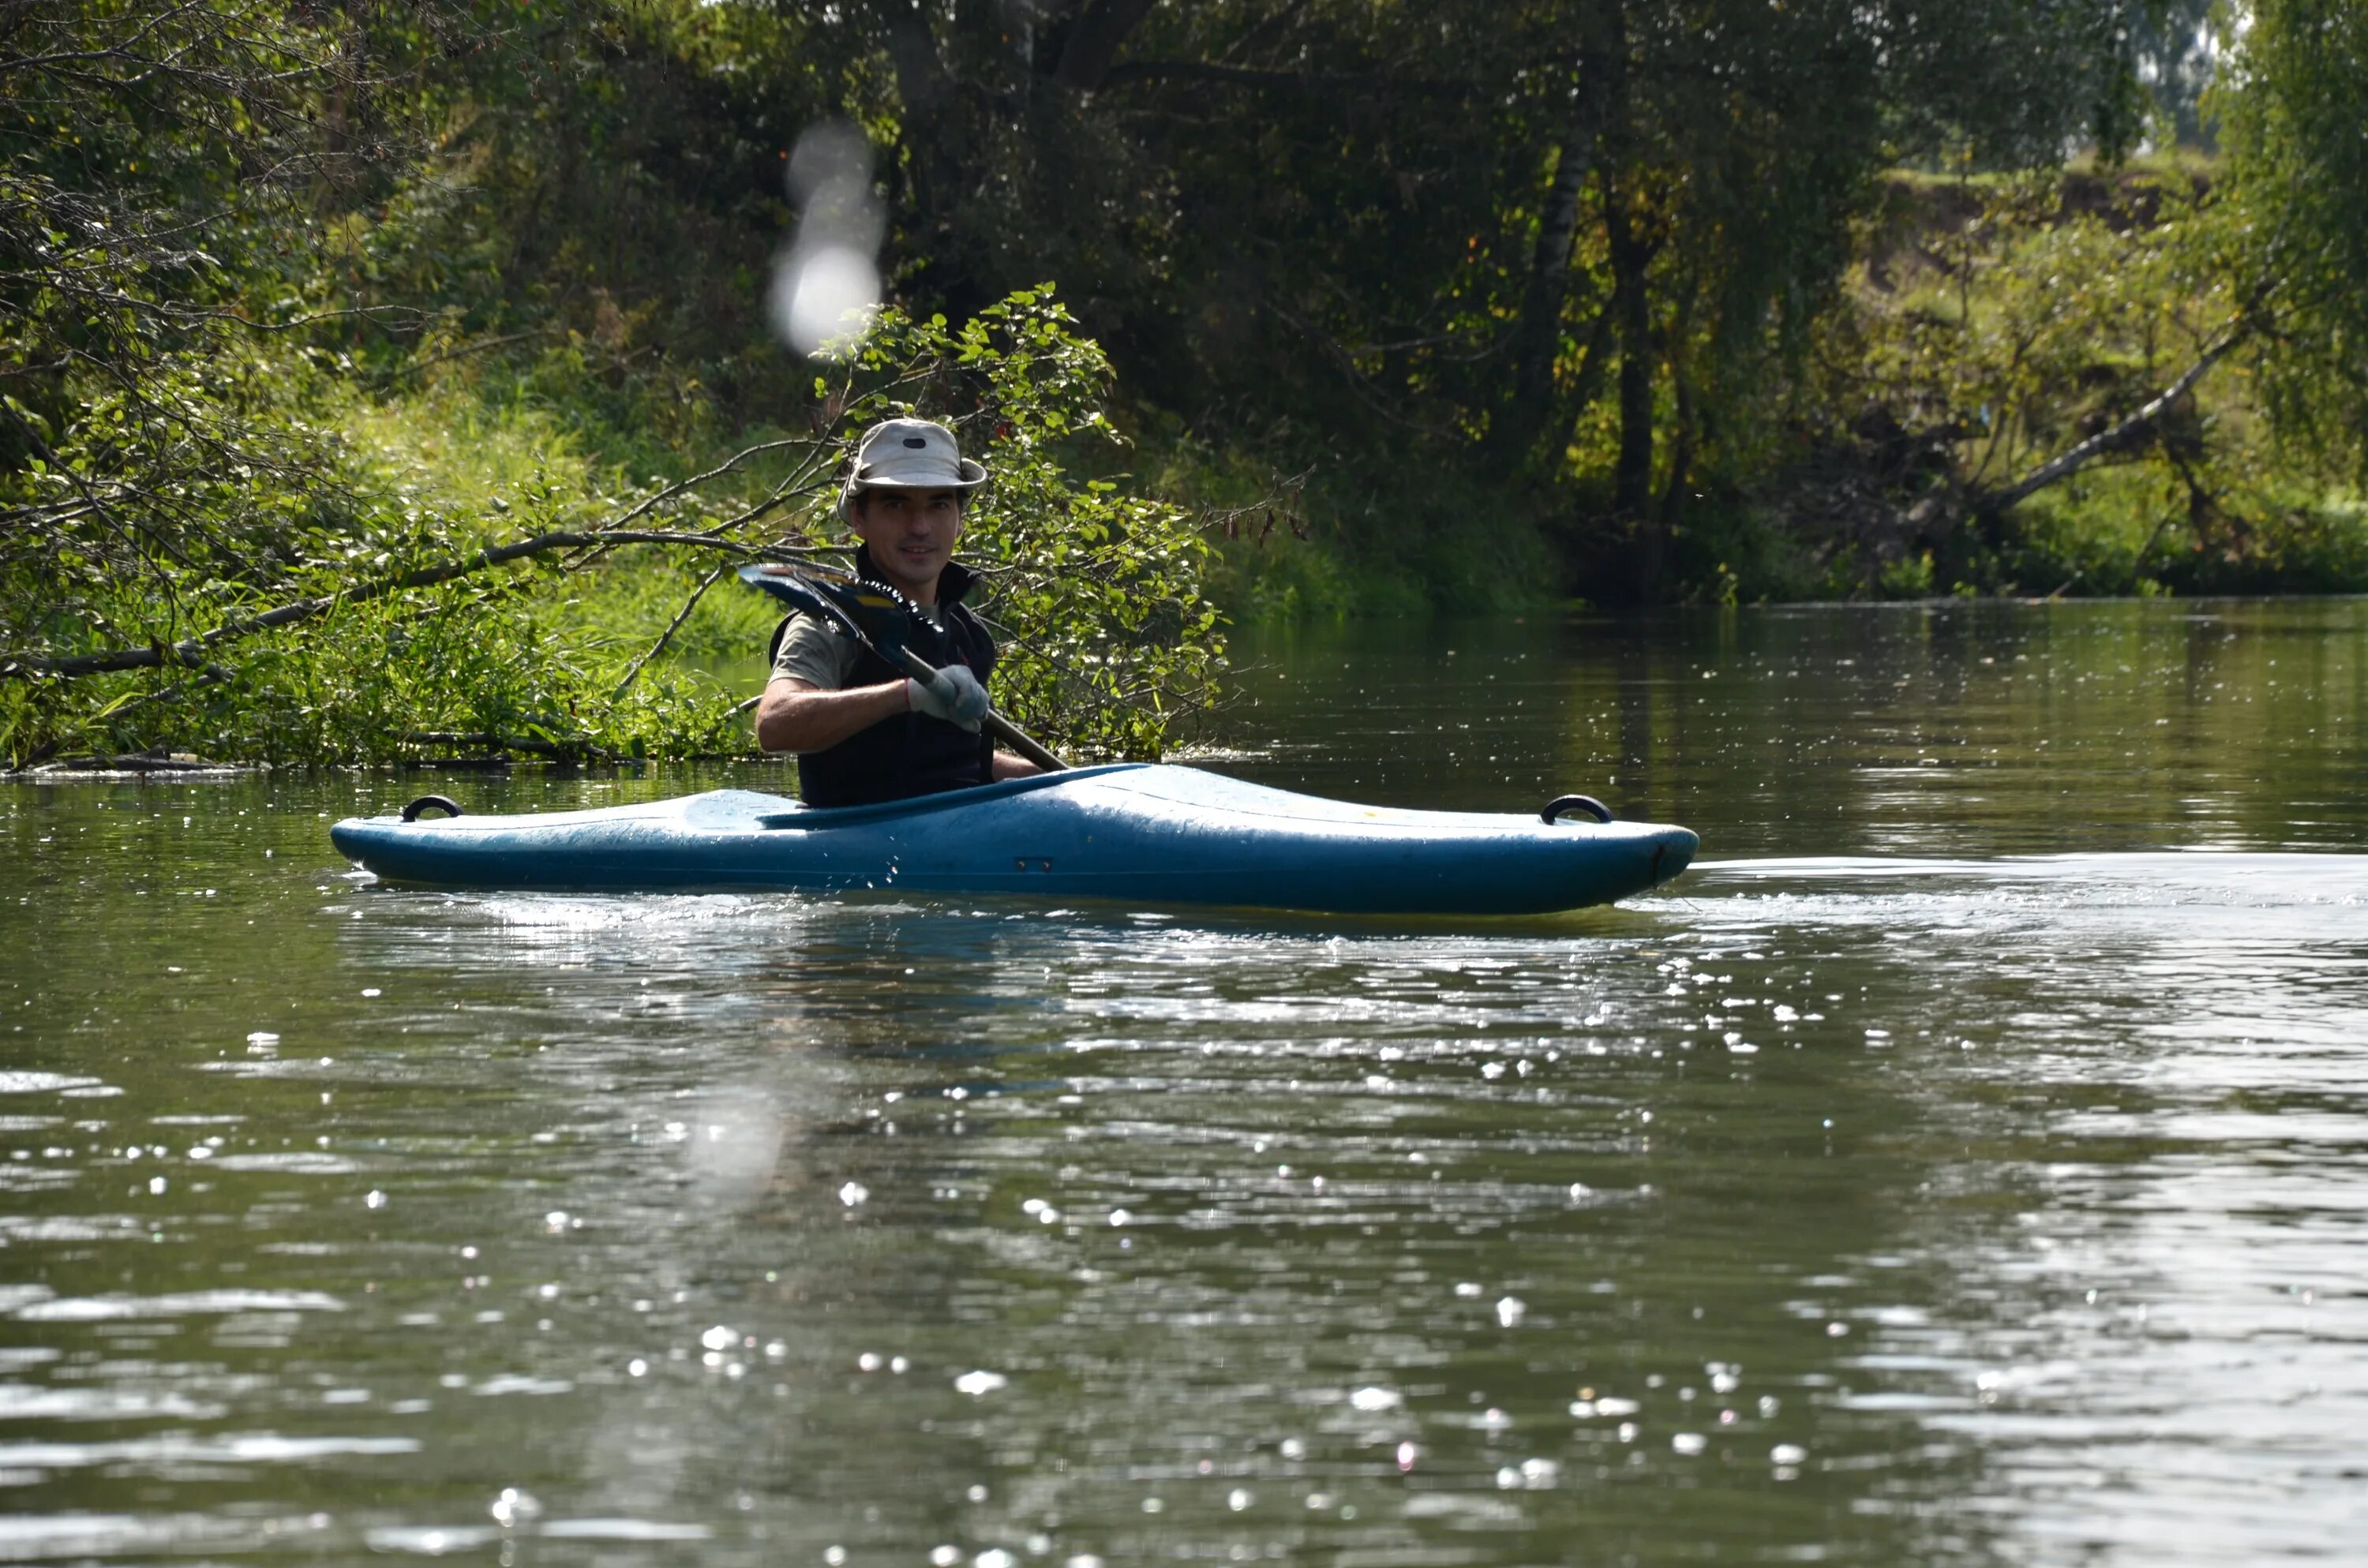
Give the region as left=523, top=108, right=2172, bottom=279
left=6, top=747, right=242, bottom=775
left=1, top=528, right=821, bottom=680
left=401, top=730, right=613, bottom=761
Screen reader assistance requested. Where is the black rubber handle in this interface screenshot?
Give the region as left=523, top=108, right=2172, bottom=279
left=1541, top=794, right=1613, bottom=825
left=399, top=795, right=465, bottom=822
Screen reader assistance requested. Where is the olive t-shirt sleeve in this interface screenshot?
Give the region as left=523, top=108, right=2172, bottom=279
left=768, top=612, right=861, bottom=689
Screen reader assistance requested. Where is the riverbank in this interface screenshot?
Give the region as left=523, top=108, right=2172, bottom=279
left=1186, top=155, right=2368, bottom=616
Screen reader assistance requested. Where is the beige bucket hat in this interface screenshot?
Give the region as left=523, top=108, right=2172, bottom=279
left=841, top=417, right=987, bottom=514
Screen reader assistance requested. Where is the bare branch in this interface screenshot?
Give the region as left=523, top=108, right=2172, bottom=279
left=0, top=2, right=214, bottom=77
left=1099, top=60, right=1464, bottom=95
left=611, top=561, right=729, bottom=698
left=1979, top=324, right=2248, bottom=516
left=373, top=326, right=560, bottom=385
left=601, top=437, right=820, bottom=533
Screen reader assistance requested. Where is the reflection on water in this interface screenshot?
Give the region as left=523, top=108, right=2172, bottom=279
left=0, top=598, right=2363, bottom=1565
left=1235, top=596, right=2368, bottom=856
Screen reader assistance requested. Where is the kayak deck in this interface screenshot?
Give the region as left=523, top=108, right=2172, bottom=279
left=330, top=764, right=1696, bottom=915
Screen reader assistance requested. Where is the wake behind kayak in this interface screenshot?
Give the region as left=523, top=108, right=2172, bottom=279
left=328, top=764, right=1695, bottom=915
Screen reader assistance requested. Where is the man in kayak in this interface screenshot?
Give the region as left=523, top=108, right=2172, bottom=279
left=754, top=417, right=1042, bottom=805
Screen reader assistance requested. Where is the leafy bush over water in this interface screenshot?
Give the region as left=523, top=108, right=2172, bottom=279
left=0, top=6, right=1220, bottom=768
left=2, top=286, right=1221, bottom=767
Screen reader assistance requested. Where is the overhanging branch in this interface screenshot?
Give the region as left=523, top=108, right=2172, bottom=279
left=1098, top=60, right=1463, bottom=95
left=2, top=528, right=818, bottom=680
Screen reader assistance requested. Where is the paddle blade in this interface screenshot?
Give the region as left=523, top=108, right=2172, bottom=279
left=805, top=574, right=920, bottom=657
left=736, top=563, right=849, bottom=631
left=738, top=563, right=924, bottom=657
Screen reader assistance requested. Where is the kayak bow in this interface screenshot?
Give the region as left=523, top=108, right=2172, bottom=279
left=329, top=764, right=1696, bottom=915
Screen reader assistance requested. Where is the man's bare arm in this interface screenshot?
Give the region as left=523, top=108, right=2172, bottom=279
left=990, top=750, right=1042, bottom=780
left=755, top=675, right=909, bottom=754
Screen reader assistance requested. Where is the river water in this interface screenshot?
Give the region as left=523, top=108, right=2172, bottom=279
left=1, top=598, right=2362, bottom=1566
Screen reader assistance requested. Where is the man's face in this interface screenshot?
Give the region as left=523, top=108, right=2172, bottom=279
left=851, top=488, right=964, bottom=602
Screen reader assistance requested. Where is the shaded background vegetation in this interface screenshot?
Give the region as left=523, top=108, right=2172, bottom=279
left=4, top=0, right=2366, bottom=765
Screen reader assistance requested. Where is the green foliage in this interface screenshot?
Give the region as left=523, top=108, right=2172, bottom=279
left=1, top=4, right=1220, bottom=766
left=1156, top=438, right=1561, bottom=622
left=1842, top=173, right=2227, bottom=495
left=317, top=0, right=2233, bottom=612
left=1, top=354, right=755, bottom=768
left=159, top=577, right=751, bottom=767
left=1767, top=165, right=2368, bottom=600
left=2213, top=0, right=2368, bottom=481
left=0, top=272, right=1221, bottom=767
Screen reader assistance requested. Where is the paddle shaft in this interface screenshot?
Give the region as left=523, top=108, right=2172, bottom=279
left=736, top=562, right=1069, bottom=773
left=890, top=645, right=1067, bottom=773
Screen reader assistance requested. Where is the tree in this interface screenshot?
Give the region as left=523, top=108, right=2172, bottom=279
left=1917, top=0, right=2368, bottom=541
left=1, top=2, right=419, bottom=676
left=1474, top=0, right=2165, bottom=594
left=2211, top=0, right=2368, bottom=480
left=787, top=1, right=2164, bottom=595
left=0, top=6, right=1223, bottom=765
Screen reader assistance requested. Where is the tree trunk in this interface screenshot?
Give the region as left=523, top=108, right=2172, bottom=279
left=1498, top=137, right=1591, bottom=428
left=1594, top=0, right=1657, bottom=597
left=1609, top=184, right=1654, bottom=519
left=1658, top=364, right=1695, bottom=534
left=879, top=2, right=948, bottom=119
left=876, top=2, right=984, bottom=313
left=1606, top=182, right=1662, bottom=600
left=1656, top=279, right=1702, bottom=542
left=1975, top=325, right=2246, bottom=518
left=1495, top=8, right=1618, bottom=462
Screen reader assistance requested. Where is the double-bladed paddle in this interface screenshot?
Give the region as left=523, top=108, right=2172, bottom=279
left=737, top=562, right=1067, bottom=773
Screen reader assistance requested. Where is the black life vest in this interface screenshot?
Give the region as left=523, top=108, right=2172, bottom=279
left=773, top=546, right=998, bottom=807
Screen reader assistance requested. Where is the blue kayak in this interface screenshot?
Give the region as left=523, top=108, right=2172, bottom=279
left=329, top=764, right=1695, bottom=915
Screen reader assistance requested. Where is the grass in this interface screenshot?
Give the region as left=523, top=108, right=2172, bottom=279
left=335, top=368, right=786, bottom=706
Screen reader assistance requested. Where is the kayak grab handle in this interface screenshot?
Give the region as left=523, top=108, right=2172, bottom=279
left=1541, top=794, right=1613, bottom=825
left=400, top=795, right=465, bottom=822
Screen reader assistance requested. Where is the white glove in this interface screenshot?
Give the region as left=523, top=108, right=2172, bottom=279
left=906, top=664, right=990, bottom=732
